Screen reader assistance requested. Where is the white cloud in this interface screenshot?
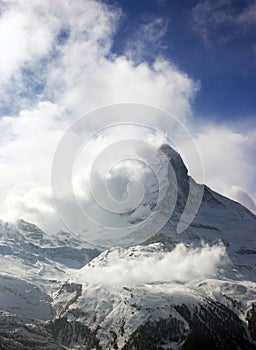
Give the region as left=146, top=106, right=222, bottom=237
left=56, top=57, right=198, bottom=119
left=0, top=0, right=199, bottom=234
left=0, top=0, right=254, bottom=237
left=0, top=0, right=121, bottom=111
left=229, top=186, right=256, bottom=214
left=75, top=243, right=228, bottom=286
left=0, top=101, right=66, bottom=230
left=0, top=5, right=54, bottom=81
left=125, top=16, right=169, bottom=62
left=183, top=123, right=256, bottom=210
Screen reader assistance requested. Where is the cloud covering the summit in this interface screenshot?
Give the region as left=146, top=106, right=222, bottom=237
left=0, top=0, right=255, bottom=233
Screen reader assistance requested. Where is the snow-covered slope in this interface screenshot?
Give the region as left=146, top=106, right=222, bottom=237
left=0, top=219, right=100, bottom=321
left=0, top=144, right=256, bottom=349
left=52, top=243, right=256, bottom=350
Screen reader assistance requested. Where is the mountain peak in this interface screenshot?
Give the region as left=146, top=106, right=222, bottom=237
left=159, top=143, right=188, bottom=183
left=17, top=219, right=45, bottom=240
left=1, top=144, right=256, bottom=349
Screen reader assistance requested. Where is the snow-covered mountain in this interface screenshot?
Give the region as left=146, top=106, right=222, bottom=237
left=0, top=144, right=256, bottom=349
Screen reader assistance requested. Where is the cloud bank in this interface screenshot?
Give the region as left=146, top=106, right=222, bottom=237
left=0, top=0, right=255, bottom=234
left=76, top=243, right=228, bottom=286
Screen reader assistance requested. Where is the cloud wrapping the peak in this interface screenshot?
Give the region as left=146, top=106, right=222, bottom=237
left=0, top=0, right=255, bottom=235
left=0, top=0, right=199, bottom=233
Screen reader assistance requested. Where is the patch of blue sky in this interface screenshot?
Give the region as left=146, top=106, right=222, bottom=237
left=105, top=0, right=256, bottom=122
left=57, top=27, right=70, bottom=45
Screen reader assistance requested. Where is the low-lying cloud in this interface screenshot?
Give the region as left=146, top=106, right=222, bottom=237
left=76, top=243, right=229, bottom=286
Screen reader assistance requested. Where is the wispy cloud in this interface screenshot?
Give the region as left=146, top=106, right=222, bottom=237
left=229, top=186, right=256, bottom=214
left=125, top=16, right=169, bottom=62
left=191, top=0, right=256, bottom=46
left=75, top=243, right=229, bottom=286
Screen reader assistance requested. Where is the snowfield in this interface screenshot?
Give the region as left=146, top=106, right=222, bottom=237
left=0, top=144, right=256, bottom=349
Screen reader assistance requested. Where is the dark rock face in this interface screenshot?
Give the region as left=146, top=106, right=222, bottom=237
left=247, top=303, right=256, bottom=341
left=49, top=317, right=102, bottom=349
left=159, top=144, right=189, bottom=213
left=121, top=300, right=256, bottom=350
left=17, top=219, right=45, bottom=240
left=2, top=299, right=255, bottom=350
left=123, top=317, right=188, bottom=350
left=0, top=313, right=102, bottom=350
left=177, top=302, right=256, bottom=350
left=159, top=144, right=188, bottom=180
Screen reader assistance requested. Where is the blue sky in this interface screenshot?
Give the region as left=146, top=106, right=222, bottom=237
left=107, top=0, right=256, bottom=121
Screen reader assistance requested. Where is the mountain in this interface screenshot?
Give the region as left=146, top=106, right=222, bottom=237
left=0, top=144, right=256, bottom=350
